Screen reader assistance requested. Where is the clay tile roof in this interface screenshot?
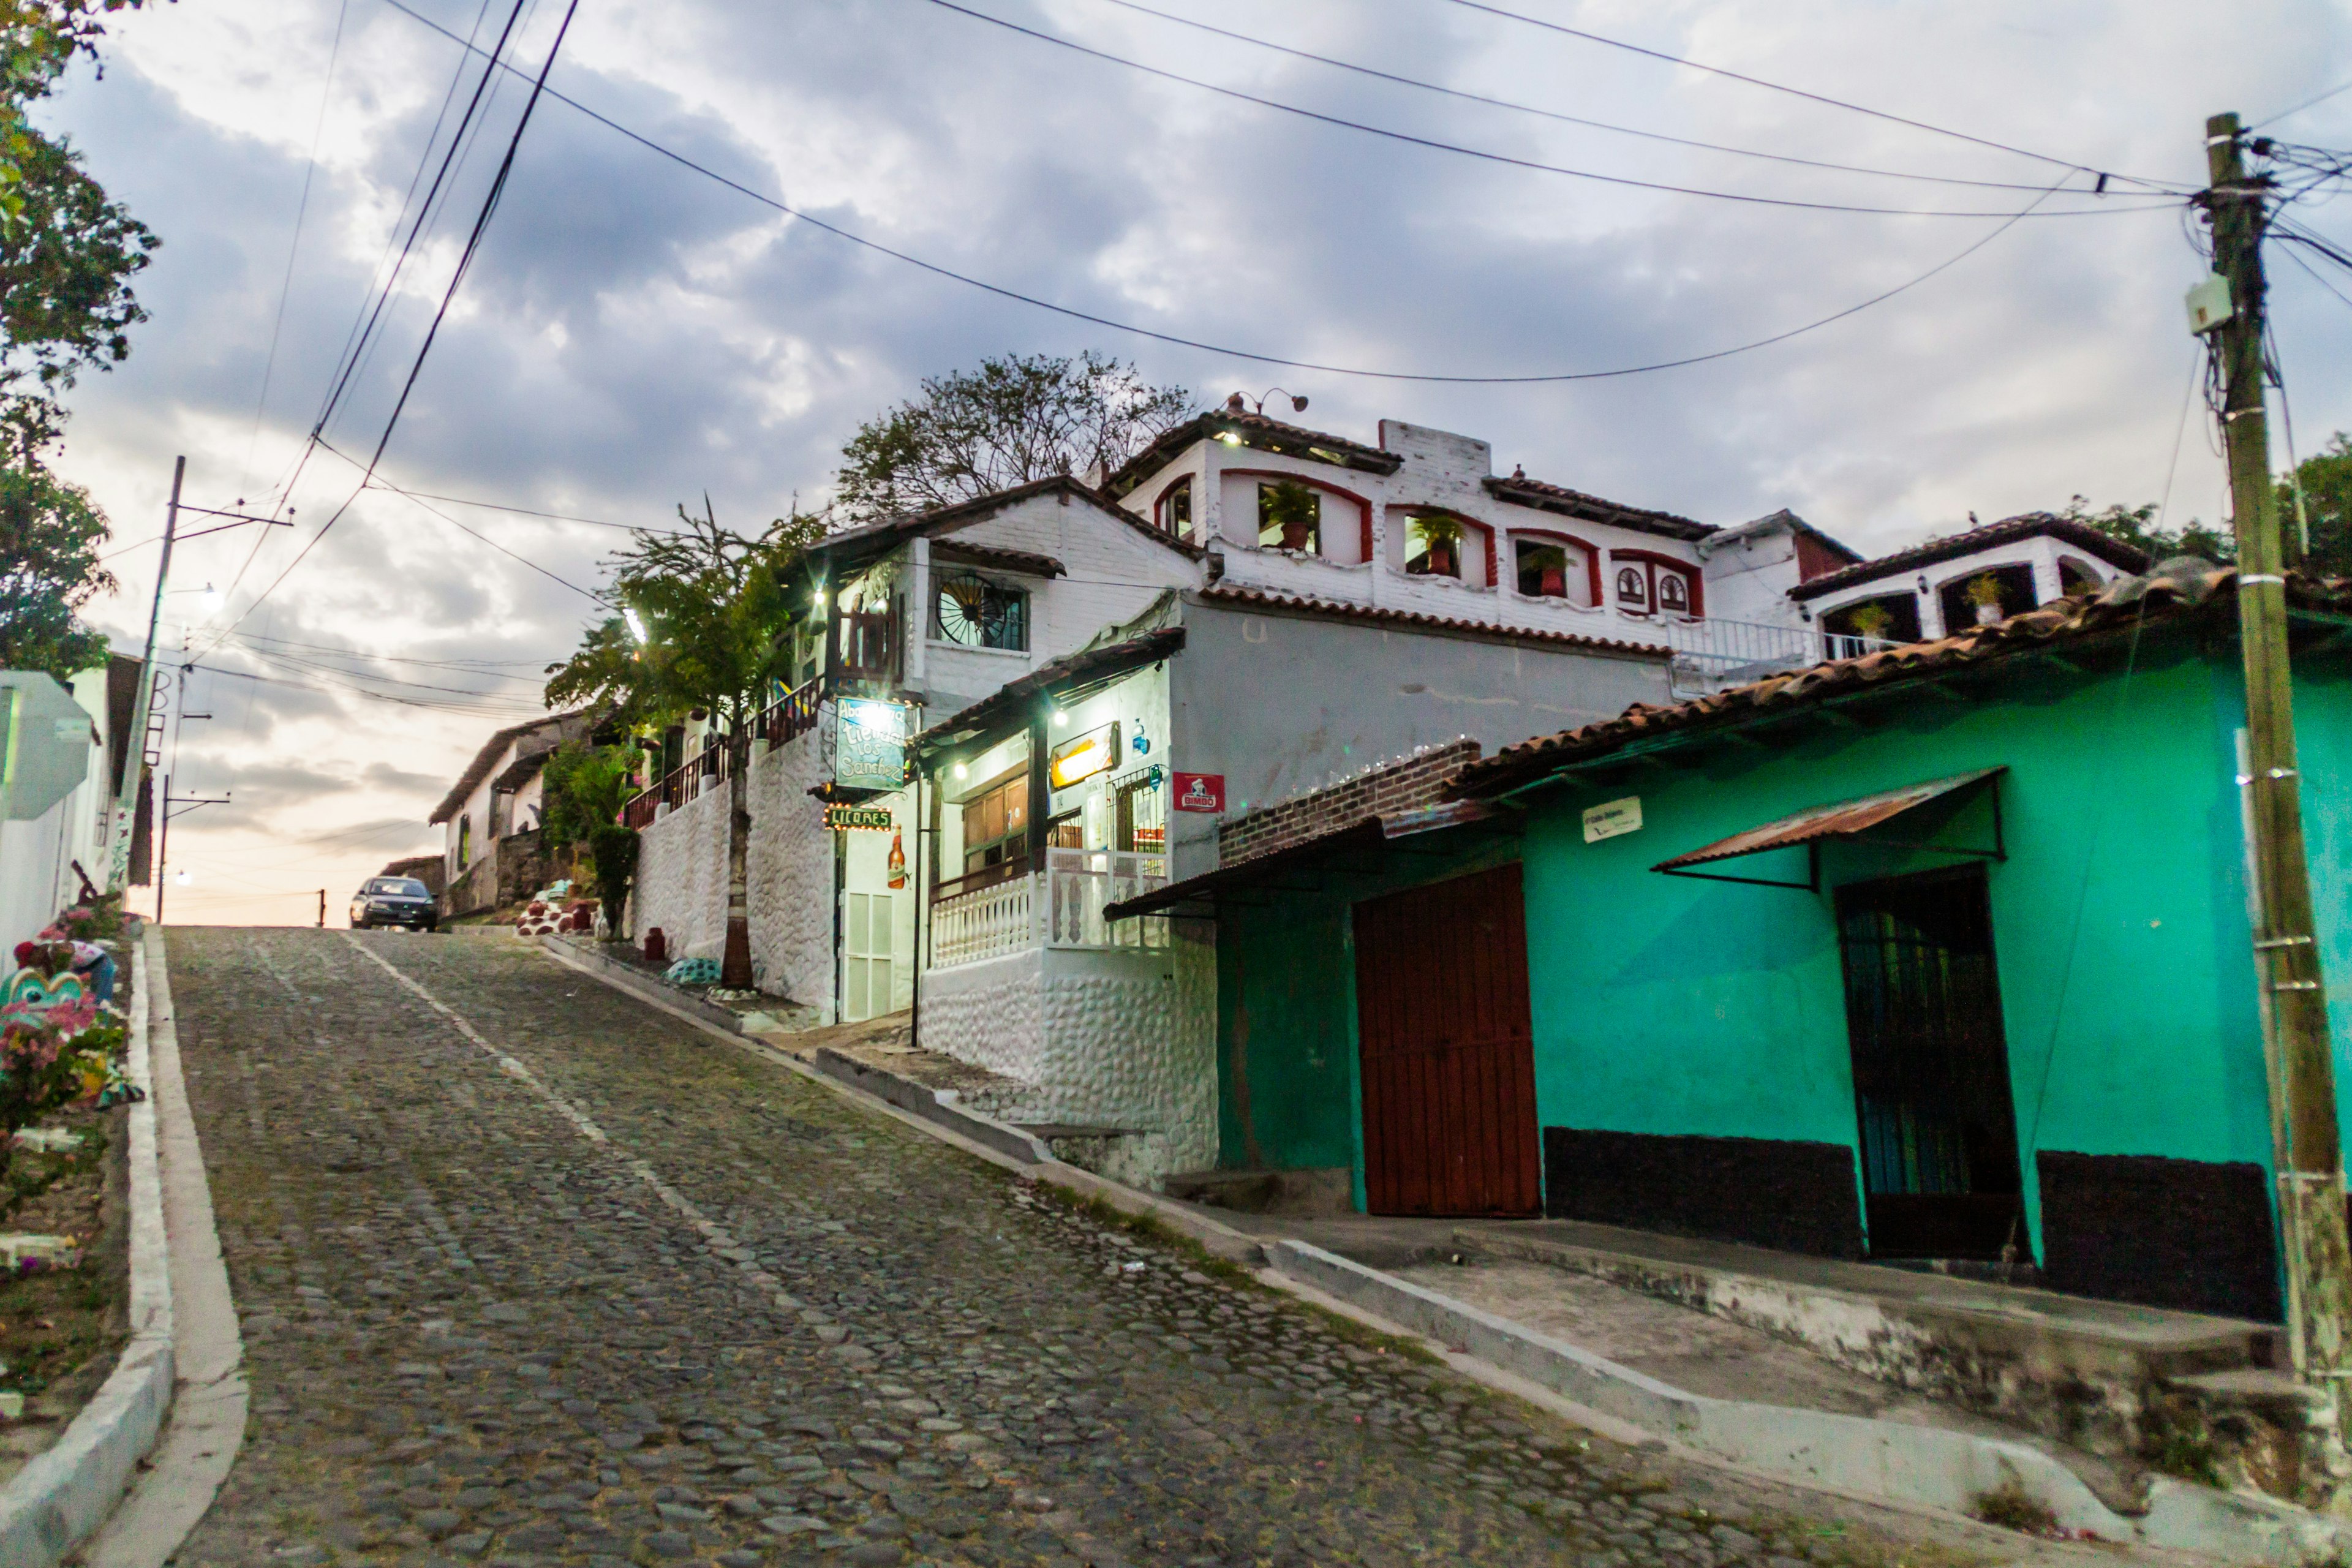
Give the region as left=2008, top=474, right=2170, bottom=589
left=1104, top=410, right=1401, bottom=495
left=1481, top=472, right=1714, bottom=542
left=1788, top=512, right=2150, bottom=601
left=1196, top=583, right=1672, bottom=659
left=1448, top=560, right=2352, bottom=800
left=429, top=710, right=589, bottom=824
left=911, top=627, right=1187, bottom=752
left=809, top=474, right=1202, bottom=568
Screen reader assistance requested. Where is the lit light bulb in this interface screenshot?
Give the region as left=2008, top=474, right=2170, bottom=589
left=1052, top=710, right=1069, bottom=727
left=623, top=607, right=649, bottom=645
left=953, top=761, right=968, bottom=780
left=199, top=584, right=223, bottom=613
left=173, top=870, right=191, bottom=886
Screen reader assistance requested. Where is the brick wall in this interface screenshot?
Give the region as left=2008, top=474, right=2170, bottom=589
left=1218, top=738, right=1482, bottom=867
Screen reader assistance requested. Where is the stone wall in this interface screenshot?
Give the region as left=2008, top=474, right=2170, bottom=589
left=442, top=829, right=546, bottom=918
left=918, top=928, right=1218, bottom=1188
left=630, top=787, right=728, bottom=959
left=745, top=728, right=837, bottom=1014
left=1218, top=739, right=1482, bottom=867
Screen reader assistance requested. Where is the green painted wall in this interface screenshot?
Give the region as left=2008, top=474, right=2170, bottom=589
left=1218, top=637, right=2352, bottom=1262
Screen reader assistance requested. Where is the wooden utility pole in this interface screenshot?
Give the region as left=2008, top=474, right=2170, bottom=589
left=2204, top=111, right=2352, bottom=1478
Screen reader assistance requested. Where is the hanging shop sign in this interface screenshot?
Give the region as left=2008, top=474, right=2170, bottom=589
left=824, top=805, right=894, bottom=832
left=834, top=698, right=910, bottom=791
left=1047, top=722, right=1120, bottom=791
left=1171, top=772, right=1225, bottom=813
left=1582, top=796, right=1643, bottom=843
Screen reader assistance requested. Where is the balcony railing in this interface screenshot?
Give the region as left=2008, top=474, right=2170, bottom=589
left=1660, top=617, right=1901, bottom=698
left=932, top=870, right=1036, bottom=967
left=619, top=676, right=826, bottom=829
left=1046, top=848, right=1169, bottom=951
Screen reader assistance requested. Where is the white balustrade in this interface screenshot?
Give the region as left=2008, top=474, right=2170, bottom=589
left=1046, top=848, right=1169, bottom=951
left=930, top=873, right=1036, bottom=968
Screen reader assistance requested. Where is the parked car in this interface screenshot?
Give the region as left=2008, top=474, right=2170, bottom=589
left=351, top=876, right=438, bottom=931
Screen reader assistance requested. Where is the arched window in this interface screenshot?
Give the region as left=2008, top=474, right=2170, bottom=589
left=1616, top=565, right=1649, bottom=612
left=1657, top=571, right=1691, bottom=614
left=1155, top=476, right=1193, bottom=540
left=1611, top=553, right=1703, bottom=618
left=2057, top=556, right=2102, bottom=597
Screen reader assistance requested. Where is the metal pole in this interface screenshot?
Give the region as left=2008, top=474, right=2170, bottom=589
left=2206, top=111, right=2352, bottom=1493
left=116, top=457, right=183, bottom=892
left=154, top=771, right=171, bottom=926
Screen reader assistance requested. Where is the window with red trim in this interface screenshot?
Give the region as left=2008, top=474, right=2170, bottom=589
left=1612, top=555, right=1702, bottom=618
left=1155, top=476, right=1193, bottom=540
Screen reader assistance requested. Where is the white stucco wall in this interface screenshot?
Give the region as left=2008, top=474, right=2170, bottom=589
left=918, top=927, right=1218, bottom=1188
left=630, top=780, right=728, bottom=960
left=745, top=724, right=842, bottom=1016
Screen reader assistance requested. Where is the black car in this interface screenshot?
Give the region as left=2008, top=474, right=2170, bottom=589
left=352, top=876, right=438, bottom=931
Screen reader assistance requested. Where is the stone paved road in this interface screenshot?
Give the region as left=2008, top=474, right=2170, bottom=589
left=159, top=929, right=2113, bottom=1568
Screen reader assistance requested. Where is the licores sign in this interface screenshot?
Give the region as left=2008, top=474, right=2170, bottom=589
left=1048, top=722, right=1120, bottom=791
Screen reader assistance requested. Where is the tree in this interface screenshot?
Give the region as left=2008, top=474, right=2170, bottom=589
left=0, top=1, right=151, bottom=235
left=0, top=451, right=107, bottom=677
left=540, top=740, right=643, bottom=852
left=2279, top=432, right=2352, bottom=580
left=835, top=351, right=1192, bottom=524
left=546, top=502, right=826, bottom=987
left=2064, top=495, right=2235, bottom=567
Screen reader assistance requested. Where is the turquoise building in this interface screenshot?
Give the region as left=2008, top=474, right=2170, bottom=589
left=1116, top=565, right=2352, bottom=1320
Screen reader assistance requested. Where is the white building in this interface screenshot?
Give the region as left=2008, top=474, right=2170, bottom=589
left=1, top=659, right=140, bottom=952
left=620, top=402, right=2154, bottom=1188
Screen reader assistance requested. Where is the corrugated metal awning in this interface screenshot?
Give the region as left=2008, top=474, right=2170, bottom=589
left=1651, top=766, right=2005, bottom=889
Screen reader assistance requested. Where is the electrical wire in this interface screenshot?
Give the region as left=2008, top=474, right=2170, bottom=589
left=2255, top=77, right=2352, bottom=130
left=311, top=0, right=535, bottom=443
left=205, top=0, right=584, bottom=646
left=230, top=630, right=560, bottom=670
left=240, top=0, right=353, bottom=496
left=312, top=439, right=607, bottom=603
left=193, top=661, right=543, bottom=715
left=921, top=0, right=2166, bottom=219
left=380, top=0, right=2117, bottom=386
left=1438, top=0, right=2188, bottom=194
left=1089, top=0, right=2074, bottom=194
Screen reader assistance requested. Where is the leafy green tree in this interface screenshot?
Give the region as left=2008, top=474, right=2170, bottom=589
left=540, top=741, right=644, bottom=851
left=546, top=502, right=826, bottom=987
left=2279, top=432, right=2352, bottom=579
left=0, top=1, right=151, bottom=235
left=0, top=451, right=107, bottom=676
left=2064, top=495, right=2235, bottom=566
left=835, top=350, right=1192, bottom=524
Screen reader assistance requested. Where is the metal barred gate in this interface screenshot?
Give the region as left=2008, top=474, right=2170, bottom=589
left=1353, top=864, right=1542, bottom=1216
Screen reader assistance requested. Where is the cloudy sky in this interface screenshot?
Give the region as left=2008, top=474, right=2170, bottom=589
left=40, top=0, right=2352, bottom=924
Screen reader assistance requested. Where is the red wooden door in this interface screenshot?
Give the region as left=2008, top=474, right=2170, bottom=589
left=1353, top=864, right=1541, bottom=1216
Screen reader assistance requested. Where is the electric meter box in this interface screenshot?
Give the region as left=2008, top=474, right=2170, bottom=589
left=2185, top=274, right=2234, bottom=335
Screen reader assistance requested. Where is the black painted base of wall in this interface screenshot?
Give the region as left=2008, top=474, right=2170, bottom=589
left=1543, top=1127, right=1864, bottom=1259
left=2037, top=1151, right=2282, bottom=1322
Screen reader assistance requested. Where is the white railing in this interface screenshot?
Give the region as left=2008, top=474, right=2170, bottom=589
left=1661, top=617, right=1902, bottom=697
left=1047, top=848, right=1169, bottom=951
left=932, top=873, right=1036, bottom=968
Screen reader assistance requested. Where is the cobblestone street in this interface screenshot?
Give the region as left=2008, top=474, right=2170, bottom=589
left=158, top=927, right=2084, bottom=1568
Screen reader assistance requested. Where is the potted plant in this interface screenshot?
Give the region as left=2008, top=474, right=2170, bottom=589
left=1520, top=543, right=1569, bottom=597
left=1845, top=601, right=1893, bottom=641
left=1260, top=481, right=1322, bottom=553
left=1414, top=514, right=1464, bottom=577
left=1964, top=574, right=2005, bottom=626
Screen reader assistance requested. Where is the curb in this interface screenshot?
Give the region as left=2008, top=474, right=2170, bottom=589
left=83, top=925, right=249, bottom=1568
left=805, top=1048, right=1052, bottom=1167
left=532, top=933, right=748, bottom=1038
left=531, top=938, right=2339, bottom=1555
left=0, top=933, right=175, bottom=1566
left=1265, top=1239, right=2352, bottom=1566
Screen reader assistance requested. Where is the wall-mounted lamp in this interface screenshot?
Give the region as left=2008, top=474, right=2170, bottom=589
left=1051, top=709, right=1069, bottom=727
left=953, top=761, right=969, bottom=781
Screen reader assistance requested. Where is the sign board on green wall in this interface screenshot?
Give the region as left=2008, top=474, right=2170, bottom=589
left=1582, top=796, right=1642, bottom=843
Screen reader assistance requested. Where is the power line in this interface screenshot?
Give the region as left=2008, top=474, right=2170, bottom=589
left=2255, top=77, right=2352, bottom=130
left=1091, top=0, right=2071, bottom=194
left=230, top=630, right=560, bottom=670
left=1438, top=0, right=2187, bottom=194
left=208, top=0, right=584, bottom=646
left=921, top=0, right=2165, bottom=218
left=314, top=437, right=608, bottom=603
left=380, top=0, right=2124, bottom=385
left=241, top=0, right=353, bottom=495
left=311, top=0, right=535, bottom=443
left=193, top=660, right=543, bottom=715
